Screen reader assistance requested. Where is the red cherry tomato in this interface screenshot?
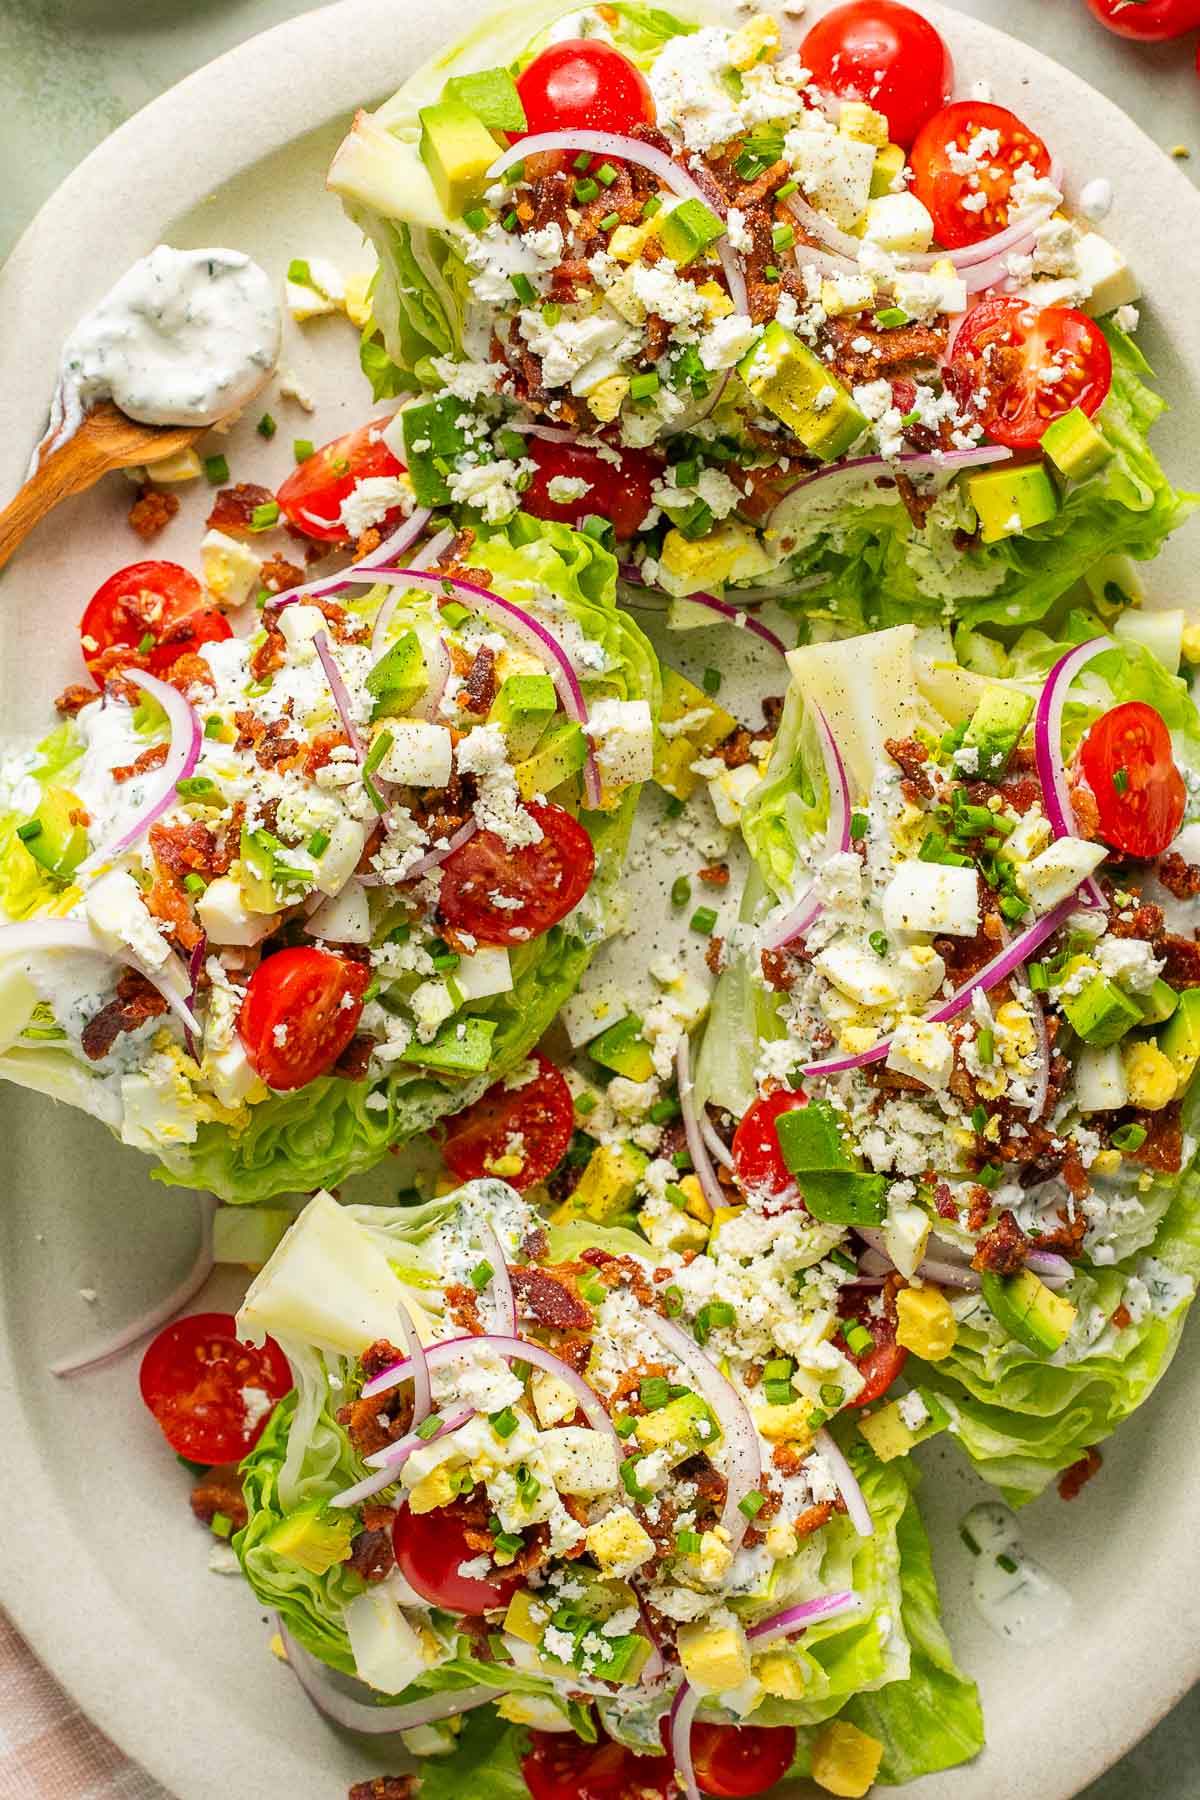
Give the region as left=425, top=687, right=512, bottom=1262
left=689, top=1723, right=798, bottom=1798
left=731, top=1088, right=807, bottom=1202
left=238, top=947, right=369, bottom=1091
left=523, top=440, right=660, bottom=542
left=836, top=1288, right=907, bottom=1407
left=1079, top=701, right=1186, bottom=859
left=910, top=101, right=1051, bottom=249
left=800, top=1, right=954, bottom=148
left=515, top=40, right=655, bottom=138
left=139, top=1311, right=292, bottom=1464
left=276, top=421, right=405, bottom=545
left=1085, top=0, right=1200, bottom=38
left=951, top=296, right=1113, bottom=450
left=438, top=802, right=596, bottom=948
left=80, top=561, right=232, bottom=685
left=392, top=1502, right=523, bottom=1615
left=522, top=1731, right=675, bottom=1800
left=441, top=1051, right=574, bottom=1190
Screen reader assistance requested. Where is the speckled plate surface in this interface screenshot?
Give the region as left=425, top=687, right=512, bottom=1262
left=0, top=3, right=1198, bottom=1797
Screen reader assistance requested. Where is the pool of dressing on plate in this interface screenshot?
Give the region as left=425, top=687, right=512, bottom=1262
left=40, top=245, right=281, bottom=460
left=962, top=1501, right=1073, bottom=1646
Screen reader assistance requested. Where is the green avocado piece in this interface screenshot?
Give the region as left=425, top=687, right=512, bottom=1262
left=799, top=1170, right=888, bottom=1225
left=1063, top=973, right=1143, bottom=1047
left=633, top=1391, right=720, bottom=1463
left=263, top=1503, right=354, bottom=1575
left=489, top=672, right=557, bottom=759
left=514, top=718, right=588, bottom=802
left=737, top=321, right=868, bottom=463
left=418, top=95, right=500, bottom=219
left=869, top=143, right=906, bottom=199
left=444, top=67, right=527, bottom=134
left=1041, top=407, right=1113, bottom=481
left=659, top=198, right=726, bottom=267
left=22, top=787, right=88, bottom=880
left=366, top=629, right=427, bottom=721
left=980, top=1267, right=1076, bottom=1356
left=399, top=1014, right=497, bottom=1075
left=1159, top=987, right=1200, bottom=1088
left=961, top=682, right=1034, bottom=780
left=857, top=1388, right=950, bottom=1462
left=557, top=1141, right=648, bottom=1225
left=775, top=1100, right=855, bottom=1174
left=589, top=1014, right=655, bottom=1083
left=966, top=463, right=1059, bottom=545
left=238, top=824, right=285, bottom=912
left=1138, top=978, right=1179, bottom=1026
left=401, top=395, right=471, bottom=507
left=654, top=665, right=739, bottom=800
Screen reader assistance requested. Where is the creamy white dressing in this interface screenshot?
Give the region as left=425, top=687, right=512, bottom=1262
left=961, top=1503, right=1073, bottom=1646
left=42, top=245, right=281, bottom=455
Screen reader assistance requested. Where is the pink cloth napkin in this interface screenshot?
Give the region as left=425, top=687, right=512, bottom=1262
left=0, top=1610, right=164, bottom=1800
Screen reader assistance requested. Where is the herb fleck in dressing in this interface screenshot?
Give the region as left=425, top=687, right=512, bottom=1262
left=45, top=245, right=281, bottom=450
left=961, top=1502, right=1073, bottom=1646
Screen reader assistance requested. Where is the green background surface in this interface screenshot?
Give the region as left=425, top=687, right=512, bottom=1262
left=0, top=0, right=1196, bottom=1792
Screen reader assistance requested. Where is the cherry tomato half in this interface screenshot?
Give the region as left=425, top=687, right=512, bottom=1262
left=910, top=101, right=1051, bottom=249
left=800, top=1, right=953, bottom=148
left=392, top=1501, right=522, bottom=1615
left=522, top=1731, right=675, bottom=1800
left=238, top=946, right=369, bottom=1091
left=951, top=296, right=1113, bottom=450
left=139, top=1311, right=292, bottom=1464
left=689, top=1723, right=798, bottom=1798
left=438, top=802, right=596, bottom=948
left=80, top=561, right=232, bottom=685
left=515, top=40, right=656, bottom=139
left=523, top=439, right=661, bottom=542
left=276, top=420, right=405, bottom=544
left=441, top=1051, right=574, bottom=1190
left=836, top=1288, right=907, bottom=1407
left=1078, top=701, right=1186, bottom=859
left=1085, top=0, right=1200, bottom=38
left=731, top=1088, right=807, bottom=1202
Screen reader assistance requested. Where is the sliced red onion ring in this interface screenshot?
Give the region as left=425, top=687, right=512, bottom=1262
left=313, top=629, right=364, bottom=763
left=49, top=1195, right=216, bottom=1376
left=634, top=1591, right=667, bottom=1686
left=1023, top=975, right=1052, bottom=1123
left=642, top=1306, right=762, bottom=1550
left=813, top=1427, right=873, bottom=1537
left=857, top=1240, right=980, bottom=1293
left=785, top=187, right=1058, bottom=276
left=183, top=931, right=207, bottom=1062
left=0, top=916, right=201, bottom=1037
left=487, top=132, right=747, bottom=314
left=274, top=1616, right=504, bottom=1734
left=78, top=672, right=201, bottom=875
left=784, top=191, right=863, bottom=266
left=615, top=571, right=788, bottom=655
left=361, top=1333, right=618, bottom=1442
left=761, top=705, right=851, bottom=951
left=1034, top=636, right=1114, bottom=912
left=332, top=1407, right=475, bottom=1509
left=479, top=1221, right=517, bottom=1336
left=676, top=1033, right=726, bottom=1218
left=746, top=1589, right=861, bottom=1645
left=1026, top=1248, right=1075, bottom=1286
left=402, top=817, right=480, bottom=881
left=699, top=1113, right=734, bottom=1171
left=369, top=525, right=456, bottom=660
left=669, top=1683, right=704, bottom=1800
left=394, top=1297, right=431, bottom=1428
left=776, top=443, right=1010, bottom=509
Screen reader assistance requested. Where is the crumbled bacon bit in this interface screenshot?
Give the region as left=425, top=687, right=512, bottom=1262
left=706, top=934, right=727, bottom=975
left=333, top=1034, right=375, bottom=1081
left=445, top=1283, right=486, bottom=1335
left=128, top=486, right=179, bottom=540
left=760, top=947, right=796, bottom=991
left=713, top=726, right=755, bottom=769
left=1111, top=1304, right=1133, bottom=1331
left=1156, top=853, right=1200, bottom=900
left=1057, top=1446, right=1102, bottom=1501
left=348, top=1778, right=418, bottom=1800
left=972, top=1209, right=1030, bottom=1275
left=111, top=741, right=170, bottom=785
left=81, top=970, right=168, bottom=1062
left=207, top=483, right=275, bottom=538
left=345, top=1506, right=397, bottom=1583
left=190, top=1462, right=248, bottom=1533
left=259, top=555, right=305, bottom=595
left=794, top=1501, right=836, bottom=1539
left=54, top=683, right=97, bottom=717
left=884, top=735, right=933, bottom=797
left=460, top=644, right=499, bottom=716
left=698, top=863, right=730, bottom=886
left=1119, top=1102, right=1183, bottom=1173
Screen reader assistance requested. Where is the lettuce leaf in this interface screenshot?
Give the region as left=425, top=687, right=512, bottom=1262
left=404, top=1712, right=528, bottom=1800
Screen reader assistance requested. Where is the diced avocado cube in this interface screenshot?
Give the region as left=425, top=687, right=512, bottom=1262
left=1041, top=407, right=1113, bottom=481
left=1138, top=979, right=1179, bottom=1026
left=398, top=1015, right=497, bottom=1075
left=418, top=95, right=500, bottom=219
left=870, top=142, right=906, bottom=199
left=514, top=719, right=588, bottom=802
left=444, top=67, right=527, bottom=133
left=1159, top=987, right=1200, bottom=1088
left=799, top=1170, right=888, bottom=1225
left=857, top=1390, right=949, bottom=1462
left=737, top=321, right=868, bottom=463
left=654, top=665, right=739, bottom=800
left=966, top=463, right=1058, bottom=545
left=23, top=787, right=88, bottom=880
left=573, top=1573, right=639, bottom=1621
left=239, top=824, right=284, bottom=913
left=633, top=1391, right=720, bottom=1464
left=1063, top=973, right=1143, bottom=1047
left=489, top=673, right=558, bottom=759
left=555, top=1142, right=649, bottom=1226
left=589, top=1014, right=655, bottom=1083
left=401, top=395, right=471, bottom=506
left=594, top=1632, right=654, bottom=1685
left=980, top=1267, right=1076, bottom=1356
left=263, top=1503, right=354, bottom=1574
left=775, top=1100, right=855, bottom=1174
left=961, top=682, right=1034, bottom=780
left=503, top=1589, right=551, bottom=1645
left=659, top=198, right=727, bottom=267
left=366, top=629, right=427, bottom=721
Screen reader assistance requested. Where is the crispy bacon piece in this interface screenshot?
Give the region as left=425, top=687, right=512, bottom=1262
left=348, top=1780, right=418, bottom=1800
left=510, top=1265, right=592, bottom=1331
left=207, top=483, right=275, bottom=537
left=129, top=487, right=179, bottom=540
left=346, top=1505, right=397, bottom=1584
left=190, top=1462, right=248, bottom=1533
left=794, top=1501, right=836, bottom=1539
left=884, top=735, right=933, bottom=797
left=260, top=555, right=305, bottom=595
left=1157, top=935, right=1200, bottom=989
left=760, top=947, right=796, bottom=991
left=81, top=970, right=168, bottom=1061
left=706, top=934, right=727, bottom=975
left=460, top=644, right=498, bottom=716
left=698, top=863, right=730, bottom=886
left=1057, top=1446, right=1102, bottom=1501
left=55, top=683, right=97, bottom=717
left=579, top=1247, right=657, bottom=1309
left=971, top=1209, right=1030, bottom=1276
left=1157, top=853, right=1200, bottom=900
left=250, top=618, right=288, bottom=683
left=713, top=726, right=756, bottom=770
left=445, top=1283, right=486, bottom=1336
left=333, top=1034, right=375, bottom=1081
left=1119, top=1101, right=1184, bottom=1173
left=111, top=742, right=169, bottom=784
left=824, top=315, right=947, bottom=384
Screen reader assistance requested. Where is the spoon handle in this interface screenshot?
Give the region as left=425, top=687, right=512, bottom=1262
left=0, top=421, right=111, bottom=574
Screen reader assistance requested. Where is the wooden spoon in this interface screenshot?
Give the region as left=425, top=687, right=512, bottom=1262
left=0, top=402, right=204, bottom=574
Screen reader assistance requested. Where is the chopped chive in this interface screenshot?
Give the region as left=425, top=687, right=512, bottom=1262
left=961, top=1525, right=980, bottom=1555
left=210, top=1512, right=233, bottom=1539
left=415, top=1412, right=443, bottom=1440
left=869, top=929, right=888, bottom=956
left=977, top=1026, right=995, bottom=1065
left=1111, top=1122, right=1148, bottom=1151
left=664, top=1183, right=689, bottom=1212
left=595, top=162, right=619, bottom=187
left=649, top=1095, right=681, bottom=1123
left=690, top=905, right=718, bottom=935
left=598, top=210, right=621, bottom=233
left=820, top=1383, right=844, bottom=1408
left=702, top=667, right=722, bottom=695
left=671, top=875, right=691, bottom=908
left=541, top=302, right=562, bottom=327
left=257, top=413, right=277, bottom=440
left=996, top=1552, right=1019, bottom=1574
left=763, top=1379, right=794, bottom=1406
left=470, top=1259, right=494, bottom=1291
left=971, top=1104, right=988, bottom=1134
left=203, top=453, right=230, bottom=485
left=629, top=371, right=660, bottom=400
left=250, top=500, right=280, bottom=530
left=642, top=194, right=662, bottom=218
left=664, top=1284, right=684, bottom=1317
left=844, top=1322, right=873, bottom=1356
left=640, top=1375, right=671, bottom=1410
left=672, top=1149, right=692, bottom=1172
left=575, top=1091, right=598, bottom=1117
left=176, top=776, right=220, bottom=799
left=738, top=1491, right=766, bottom=1520
left=490, top=1406, right=519, bottom=1440
left=505, top=160, right=525, bottom=185
left=1113, top=767, right=1129, bottom=794
left=287, top=258, right=311, bottom=285
left=494, top=1531, right=524, bottom=1558
left=874, top=307, right=912, bottom=329
left=15, top=820, right=42, bottom=843
left=204, top=715, right=223, bottom=739
left=293, top=438, right=315, bottom=463
left=614, top=1412, right=638, bottom=1438
left=976, top=1163, right=1002, bottom=1190
left=850, top=811, right=869, bottom=839
left=463, top=205, right=489, bottom=231
left=664, top=794, right=686, bottom=818
left=676, top=1528, right=702, bottom=1553
left=502, top=209, right=519, bottom=231
left=771, top=223, right=795, bottom=252
left=183, top=873, right=207, bottom=897
left=775, top=178, right=798, bottom=199
left=579, top=1275, right=608, bottom=1305
left=573, top=177, right=600, bottom=203
left=511, top=272, right=537, bottom=305
left=762, top=264, right=780, bottom=282
left=307, top=829, right=330, bottom=857
left=573, top=151, right=593, bottom=173
left=137, top=632, right=157, bottom=654
left=1028, top=961, right=1049, bottom=993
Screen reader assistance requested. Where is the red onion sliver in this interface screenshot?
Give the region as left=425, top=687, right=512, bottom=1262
left=49, top=1195, right=216, bottom=1376
left=761, top=705, right=851, bottom=951
left=332, top=1407, right=475, bottom=1509
left=642, top=1305, right=762, bottom=1550
left=857, top=1240, right=980, bottom=1293
left=313, top=629, right=364, bottom=763
left=183, top=931, right=207, bottom=1062
left=1033, top=635, right=1114, bottom=912
left=676, top=1034, right=726, bottom=1218
left=746, top=1589, right=861, bottom=1645
left=361, top=1333, right=619, bottom=1442
left=699, top=1112, right=734, bottom=1171
left=274, top=1616, right=504, bottom=1734
left=479, top=1221, right=517, bottom=1336
left=1024, top=975, right=1052, bottom=1123
left=786, top=185, right=1057, bottom=275
left=634, top=1591, right=667, bottom=1686
left=669, top=1682, right=703, bottom=1800
left=402, top=816, right=480, bottom=881
left=776, top=443, right=1011, bottom=507
left=615, top=569, right=787, bottom=652
left=1026, top=1248, right=1075, bottom=1285
left=368, top=526, right=456, bottom=661
left=814, top=1426, right=873, bottom=1537
left=0, top=916, right=201, bottom=1037
left=78, top=671, right=201, bottom=875
left=393, top=1297, right=431, bottom=1429
left=785, top=190, right=863, bottom=265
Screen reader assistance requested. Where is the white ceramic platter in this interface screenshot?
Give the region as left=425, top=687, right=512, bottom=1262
left=0, top=3, right=1198, bottom=1796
